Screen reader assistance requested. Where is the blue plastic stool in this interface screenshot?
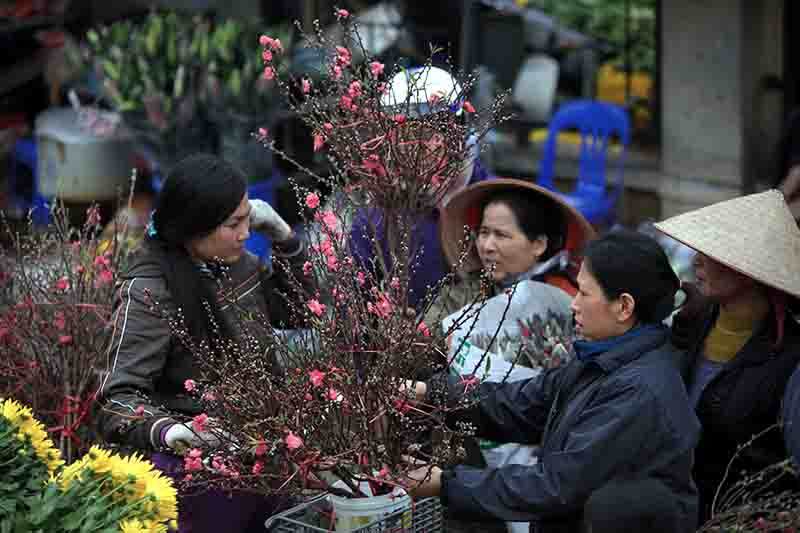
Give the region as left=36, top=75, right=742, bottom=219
left=536, top=100, right=631, bottom=227
left=7, top=138, right=50, bottom=225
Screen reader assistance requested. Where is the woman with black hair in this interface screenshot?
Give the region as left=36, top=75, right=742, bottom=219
left=97, top=153, right=310, bottom=533
left=425, top=178, right=595, bottom=331
left=406, top=230, right=700, bottom=533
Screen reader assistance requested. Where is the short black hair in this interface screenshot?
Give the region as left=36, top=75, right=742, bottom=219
left=583, top=229, right=680, bottom=324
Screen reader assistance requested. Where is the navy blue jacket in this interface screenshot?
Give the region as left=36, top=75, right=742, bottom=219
left=432, top=327, right=700, bottom=533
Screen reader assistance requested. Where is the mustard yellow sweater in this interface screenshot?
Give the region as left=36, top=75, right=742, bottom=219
left=703, top=296, right=770, bottom=363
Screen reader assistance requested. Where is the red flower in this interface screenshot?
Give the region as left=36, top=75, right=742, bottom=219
left=252, top=461, right=264, bottom=475
left=309, top=369, right=326, bottom=388
left=393, top=114, right=406, bottom=124
left=254, top=441, right=267, bottom=456
left=285, top=432, right=304, bottom=450
left=313, top=134, right=324, bottom=152
left=417, top=322, right=431, bottom=337
left=192, top=413, right=209, bottom=433
left=327, top=388, right=341, bottom=402
left=348, top=80, right=362, bottom=99
left=370, top=61, right=385, bottom=78
left=307, top=299, right=326, bottom=317
left=55, top=277, right=70, bottom=292
left=95, top=268, right=113, bottom=287
left=58, top=335, right=73, bottom=345
left=462, top=100, right=476, bottom=113
left=303, top=261, right=313, bottom=276
left=305, top=192, right=320, bottom=209
left=262, top=49, right=273, bottom=62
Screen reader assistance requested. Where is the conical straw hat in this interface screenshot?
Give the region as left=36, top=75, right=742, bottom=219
left=440, top=178, right=596, bottom=274
left=654, top=189, right=800, bottom=298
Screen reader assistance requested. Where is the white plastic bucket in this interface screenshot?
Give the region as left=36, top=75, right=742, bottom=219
left=512, top=54, right=559, bottom=123
left=329, top=481, right=412, bottom=532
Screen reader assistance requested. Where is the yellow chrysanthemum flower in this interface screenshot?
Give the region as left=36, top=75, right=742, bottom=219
left=0, top=398, right=64, bottom=475
left=119, top=518, right=148, bottom=533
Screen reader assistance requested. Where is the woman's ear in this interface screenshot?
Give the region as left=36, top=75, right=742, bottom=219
left=616, top=292, right=636, bottom=323
left=532, top=235, right=548, bottom=260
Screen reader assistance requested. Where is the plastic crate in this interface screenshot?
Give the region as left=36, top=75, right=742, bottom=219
left=265, top=494, right=443, bottom=533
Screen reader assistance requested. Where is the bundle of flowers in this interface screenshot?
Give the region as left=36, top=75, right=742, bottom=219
left=0, top=199, right=136, bottom=463
left=1, top=398, right=177, bottom=531
left=146, top=7, right=514, bottom=502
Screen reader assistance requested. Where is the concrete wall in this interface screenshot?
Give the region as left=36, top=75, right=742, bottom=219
left=658, top=0, right=784, bottom=217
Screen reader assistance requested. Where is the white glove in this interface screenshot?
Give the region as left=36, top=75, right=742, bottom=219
left=164, top=422, right=225, bottom=451
left=249, top=199, right=292, bottom=242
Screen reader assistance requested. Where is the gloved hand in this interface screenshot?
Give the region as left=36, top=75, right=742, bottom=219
left=249, top=199, right=292, bottom=242
left=164, top=421, right=227, bottom=451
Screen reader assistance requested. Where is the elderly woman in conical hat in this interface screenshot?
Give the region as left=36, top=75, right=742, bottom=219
left=654, top=189, right=800, bottom=524
left=423, top=177, right=595, bottom=340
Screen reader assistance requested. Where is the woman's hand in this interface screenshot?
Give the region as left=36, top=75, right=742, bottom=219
left=406, top=463, right=443, bottom=499
left=249, top=199, right=292, bottom=242
left=401, top=380, right=427, bottom=402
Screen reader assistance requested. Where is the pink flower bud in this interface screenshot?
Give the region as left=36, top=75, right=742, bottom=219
left=302, top=78, right=311, bottom=94
left=313, top=134, right=324, bottom=152
left=184, top=379, right=196, bottom=392
left=262, top=67, right=275, bottom=80
left=336, top=8, right=350, bottom=18
left=58, top=335, right=73, bottom=345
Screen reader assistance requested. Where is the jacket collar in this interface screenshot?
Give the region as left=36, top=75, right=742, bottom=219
left=585, top=325, right=670, bottom=374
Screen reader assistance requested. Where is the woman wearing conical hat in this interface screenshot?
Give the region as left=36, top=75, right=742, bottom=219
left=655, top=189, right=800, bottom=524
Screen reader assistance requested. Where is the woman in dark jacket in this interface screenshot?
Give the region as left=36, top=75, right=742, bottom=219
left=655, top=189, right=800, bottom=523
left=97, top=154, right=310, bottom=533
left=406, top=230, right=700, bottom=533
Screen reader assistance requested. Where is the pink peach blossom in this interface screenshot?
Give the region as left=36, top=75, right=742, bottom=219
left=285, top=432, right=304, bottom=450
left=192, top=413, right=209, bottom=433
left=184, top=379, right=196, bottom=392
left=370, top=61, right=385, bottom=78
left=305, top=192, right=320, bottom=209
left=309, top=369, right=326, bottom=388
left=307, top=299, right=327, bottom=317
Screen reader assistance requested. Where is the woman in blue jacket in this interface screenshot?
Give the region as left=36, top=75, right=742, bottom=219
left=406, top=230, right=700, bottom=533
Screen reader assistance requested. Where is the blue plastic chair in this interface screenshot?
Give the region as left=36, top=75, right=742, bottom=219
left=7, top=138, right=50, bottom=225
left=536, top=100, right=631, bottom=226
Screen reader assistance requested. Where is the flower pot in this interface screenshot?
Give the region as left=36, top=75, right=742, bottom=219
left=328, top=481, right=412, bottom=532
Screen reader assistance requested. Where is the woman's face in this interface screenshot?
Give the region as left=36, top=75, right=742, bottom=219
left=692, top=253, right=755, bottom=303
left=476, top=200, right=546, bottom=283
left=571, top=261, right=631, bottom=341
left=186, top=194, right=251, bottom=263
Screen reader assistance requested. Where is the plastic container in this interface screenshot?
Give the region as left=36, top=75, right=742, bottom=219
left=265, top=492, right=442, bottom=533
left=35, top=107, right=134, bottom=202
left=512, top=54, right=559, bottom=123
left=329, top=481, right=412, bottom=532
